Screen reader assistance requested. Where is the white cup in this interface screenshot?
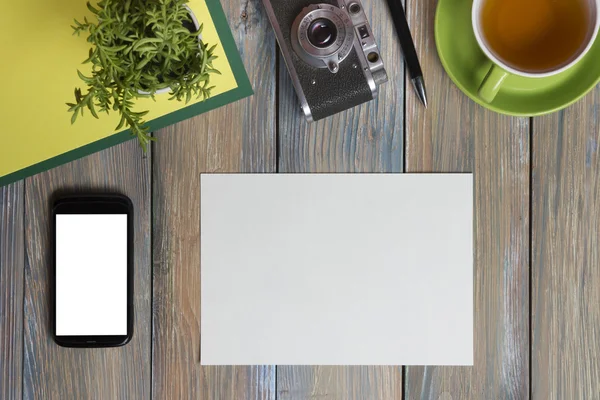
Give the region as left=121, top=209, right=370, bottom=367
left=471, top=0, right=600, bottom=102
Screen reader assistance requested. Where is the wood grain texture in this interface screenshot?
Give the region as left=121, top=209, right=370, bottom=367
left=405, top=0, right=530, bottom=399
left=278, top=366, right=402, bottom=400
left=22, top=141, right=152, bottom=400
left=151, top=0, right=276, bottom=398
left=0, top=182, right=24, bottom=400
left=276, top=1, right=403, bottom=398
left=531, top=89, right=600, bottom=399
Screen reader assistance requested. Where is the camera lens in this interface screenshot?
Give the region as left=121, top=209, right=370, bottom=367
left=307, top=18, right=337, bottom=48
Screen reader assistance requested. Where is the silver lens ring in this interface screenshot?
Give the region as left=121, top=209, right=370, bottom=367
left=291, top=4, right=354, bottom=70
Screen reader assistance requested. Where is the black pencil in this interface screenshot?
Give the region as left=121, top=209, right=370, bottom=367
left=384, top=0, right=427, bottom=108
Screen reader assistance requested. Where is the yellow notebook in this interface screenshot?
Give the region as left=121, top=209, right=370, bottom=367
left=0, top=0, right=252, bottom=187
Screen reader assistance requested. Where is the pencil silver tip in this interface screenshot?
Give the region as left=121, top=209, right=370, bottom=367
left=411, top=76, right=428, bottom=108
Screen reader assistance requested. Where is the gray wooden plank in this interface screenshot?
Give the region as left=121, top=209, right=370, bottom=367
left=278, top=366, right=403, bottom=400
left=0, top=182, right=24, bottom=400
left=405, top=0, right=530, bottom=398
left=22, top=141, right=151, bottom=399
left=151, top=0, right=276, bottom=398
left=276, top=0, right=403, bottom=398
left=531, top=89, right=600, bottom=399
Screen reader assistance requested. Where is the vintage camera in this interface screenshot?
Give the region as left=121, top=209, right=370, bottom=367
left=263, top=0, right=388, bottom=121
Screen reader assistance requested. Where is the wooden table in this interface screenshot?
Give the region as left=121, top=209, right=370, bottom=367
left=1, top=0, right=599, bottom=399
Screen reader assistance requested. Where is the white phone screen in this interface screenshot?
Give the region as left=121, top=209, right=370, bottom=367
left=55, top=214, right=128, bottom=336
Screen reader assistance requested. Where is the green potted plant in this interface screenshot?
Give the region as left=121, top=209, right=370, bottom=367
left=67, top=0, right=220, bottom=151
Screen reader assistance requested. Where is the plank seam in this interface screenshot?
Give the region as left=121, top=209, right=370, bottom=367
left=402, top=6, right=407, bottom=176
left=275, top=51, right=281, bottom=174
left=274, top=364, right=278, bottom=400
left=528, top=117, right=533, bottom=400
left=21, top=181, right=26, bottom=400
left=150, top=138, right=155, bottom=400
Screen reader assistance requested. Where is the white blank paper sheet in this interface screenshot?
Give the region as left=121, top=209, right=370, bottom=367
left=201, top=174, right=473, bottom=365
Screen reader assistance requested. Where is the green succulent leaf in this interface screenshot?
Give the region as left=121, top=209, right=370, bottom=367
left=68, top=0, right=219, bottom=152
left=86, top=2, right=100, bottom=15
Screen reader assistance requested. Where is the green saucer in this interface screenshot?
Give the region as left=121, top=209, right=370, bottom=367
left=435, top=0, right=600, bottom=116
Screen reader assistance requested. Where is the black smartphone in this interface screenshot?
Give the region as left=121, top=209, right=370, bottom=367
left=52, top=194, right=134, bottom=347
